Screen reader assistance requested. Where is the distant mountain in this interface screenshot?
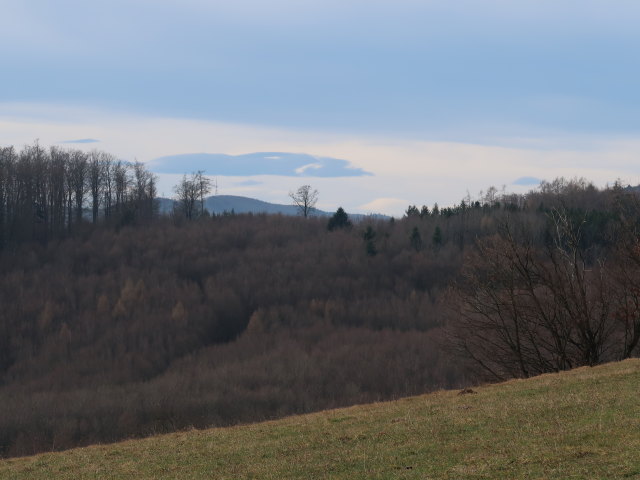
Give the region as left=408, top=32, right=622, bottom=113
left=157, top=195, right=388, bottom=220
left=156, top=197, right=176, bottom=214
left=206, top=195, right=327, bottom=216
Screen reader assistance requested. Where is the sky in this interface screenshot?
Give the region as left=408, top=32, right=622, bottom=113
left=2, top=0, right=640, bottom=216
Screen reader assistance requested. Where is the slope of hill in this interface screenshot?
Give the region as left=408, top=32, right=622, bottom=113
left=155, top=195, right=315, bottom=216
left=205, top=194, right=323, bottom=216
left=2, top=359, right=638, bottom=480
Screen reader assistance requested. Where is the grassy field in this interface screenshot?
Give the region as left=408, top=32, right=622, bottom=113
left=1, top=359, right=639, bottom=479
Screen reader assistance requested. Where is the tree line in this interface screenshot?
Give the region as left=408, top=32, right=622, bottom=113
left=0, top=143, right=157, bottom=249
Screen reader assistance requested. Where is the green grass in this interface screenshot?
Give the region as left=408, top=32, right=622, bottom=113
left=2, top=359, right=639, bottom=479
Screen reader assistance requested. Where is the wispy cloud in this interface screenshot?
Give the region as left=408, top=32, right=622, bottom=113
left=294, top=163, right=322, bottom=175
left=235, top=179, right=263, bottom=186
left=59, top=138, right=100, bottom=144
left=358, top=198, right=410, bottom=215
left=513, top=176, right=542, bottom=186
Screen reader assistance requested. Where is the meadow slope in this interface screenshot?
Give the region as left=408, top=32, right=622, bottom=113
left=1, top=359, right=639, bottom=480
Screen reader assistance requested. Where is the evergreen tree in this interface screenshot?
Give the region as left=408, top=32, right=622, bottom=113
left=327, top=207, right=352, bottom=231
left=405, top=205, right=419, bottom=217
left=410, top=226, right=422, bottom=252
left=432, top=226, right=443, bottom=248
left=363, top=226, right=377, bottom=256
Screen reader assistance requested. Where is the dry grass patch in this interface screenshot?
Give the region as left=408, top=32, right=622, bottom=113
left=1, top=359, right=639, bottom=479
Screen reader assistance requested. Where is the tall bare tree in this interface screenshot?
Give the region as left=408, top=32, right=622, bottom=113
left=289, top=185, right=318, bottom=218
left=194, top=170, right=212, bottom=217
left=113, top=160, right=130, bottom=214
left=0, top=143, right=158, bottom=245
left=173, top=171, right=212, bottom=219
left=87, top=151, right=104, bottom=224
left=68, top=150, right=88, bottom=225
left=174, top=174, right=198, bottom=220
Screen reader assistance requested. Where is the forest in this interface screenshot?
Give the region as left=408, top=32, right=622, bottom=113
left=0, top=144, right=639, bottom=457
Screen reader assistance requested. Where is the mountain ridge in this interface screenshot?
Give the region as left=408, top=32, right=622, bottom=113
left=158, top=194, right=389, bottom=220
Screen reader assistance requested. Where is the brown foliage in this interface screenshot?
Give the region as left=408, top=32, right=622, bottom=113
left=1, top=166, right=638, bottom=458
left=449, top=199, right=640, bottom=380
left=0, top=211, right=466, bottom=457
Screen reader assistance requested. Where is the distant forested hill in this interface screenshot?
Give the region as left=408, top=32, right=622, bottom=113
left=156, top=194, right=326, bottom=216
left=157, top=194, right=388, bottom=220
left=207, top=194, right=309, bottom=215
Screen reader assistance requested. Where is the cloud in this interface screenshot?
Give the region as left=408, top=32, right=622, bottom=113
left=4, top=1, right=640, bottom=139
left=148, top=152, right=372, bottom=177
left=295, top=163, right=322, bottom=174
left=4, top=0, right=640, bottom=146
left=513, top=176, right=542, bottom=186
left=3, top=102, right=640, bottom=217
left=235, top=179, right=263, bottom=186
left=59, top=138, right=100, bottom=144
left=358, top=198, right=410, bottom=215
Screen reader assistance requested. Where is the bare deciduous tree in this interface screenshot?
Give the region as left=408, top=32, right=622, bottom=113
left=68, top=150, right=88, bottom=225
left=289, top=185, right=318, bottom=218
left=449, top=209, right=639, bottom=380
left=174, top=171, right=211, bottom=219
left=0, top=143, right=158, bottom=244
left=87, top=151, right=105, bottom=224
left=194, top=171, right=212, bottom=217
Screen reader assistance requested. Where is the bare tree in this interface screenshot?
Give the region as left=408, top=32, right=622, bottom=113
left=449, top=209, right=636, bottom=381
left=609, top=189, right=640, bottom=358
left=113, top=160, right=130, bottom=214
left=289, top=185, right=318, bottom=217
left=47, top=146, right=68, bottom=235
left=87, top=151, right=105, bottom=224
left=132, top=162, right=157, bottom=221
left=194, top=171, right=212, bottom=217
left=68, top=150, right=88, bottom=225
left=101, top=154, right=116, bottom=219
left=174, top=174, right=198, bottom=220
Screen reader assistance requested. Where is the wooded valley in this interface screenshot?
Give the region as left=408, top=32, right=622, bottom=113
left=0, top=144, right=639, bottom=457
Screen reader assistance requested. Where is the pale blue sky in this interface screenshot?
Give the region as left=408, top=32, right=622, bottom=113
left=2, top=1, right=640, bottom=214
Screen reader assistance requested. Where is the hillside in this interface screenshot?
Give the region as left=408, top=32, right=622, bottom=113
left=156, top=195, right=321, bottom=216
left=205, top=195, right=327, bottom=216
left=2, top=359, right=638, bottom=480
left=158, top=194, right=389, bottom=219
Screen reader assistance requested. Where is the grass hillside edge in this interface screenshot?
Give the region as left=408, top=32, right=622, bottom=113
left=1, top=359, right=639, bottom=479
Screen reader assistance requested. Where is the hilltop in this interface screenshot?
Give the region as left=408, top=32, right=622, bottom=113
left=157, top=194, right=390, bottom=219
left=2, top=359, right=639, bottom=479
left=156, top=194, right=327, bottom=216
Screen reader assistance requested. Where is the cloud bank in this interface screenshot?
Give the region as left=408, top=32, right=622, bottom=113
left=3, top=1, right=640, bottom=137
left=2, top=103, right=640, bottom=216
left=60, top=138, right=100, bottom=144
